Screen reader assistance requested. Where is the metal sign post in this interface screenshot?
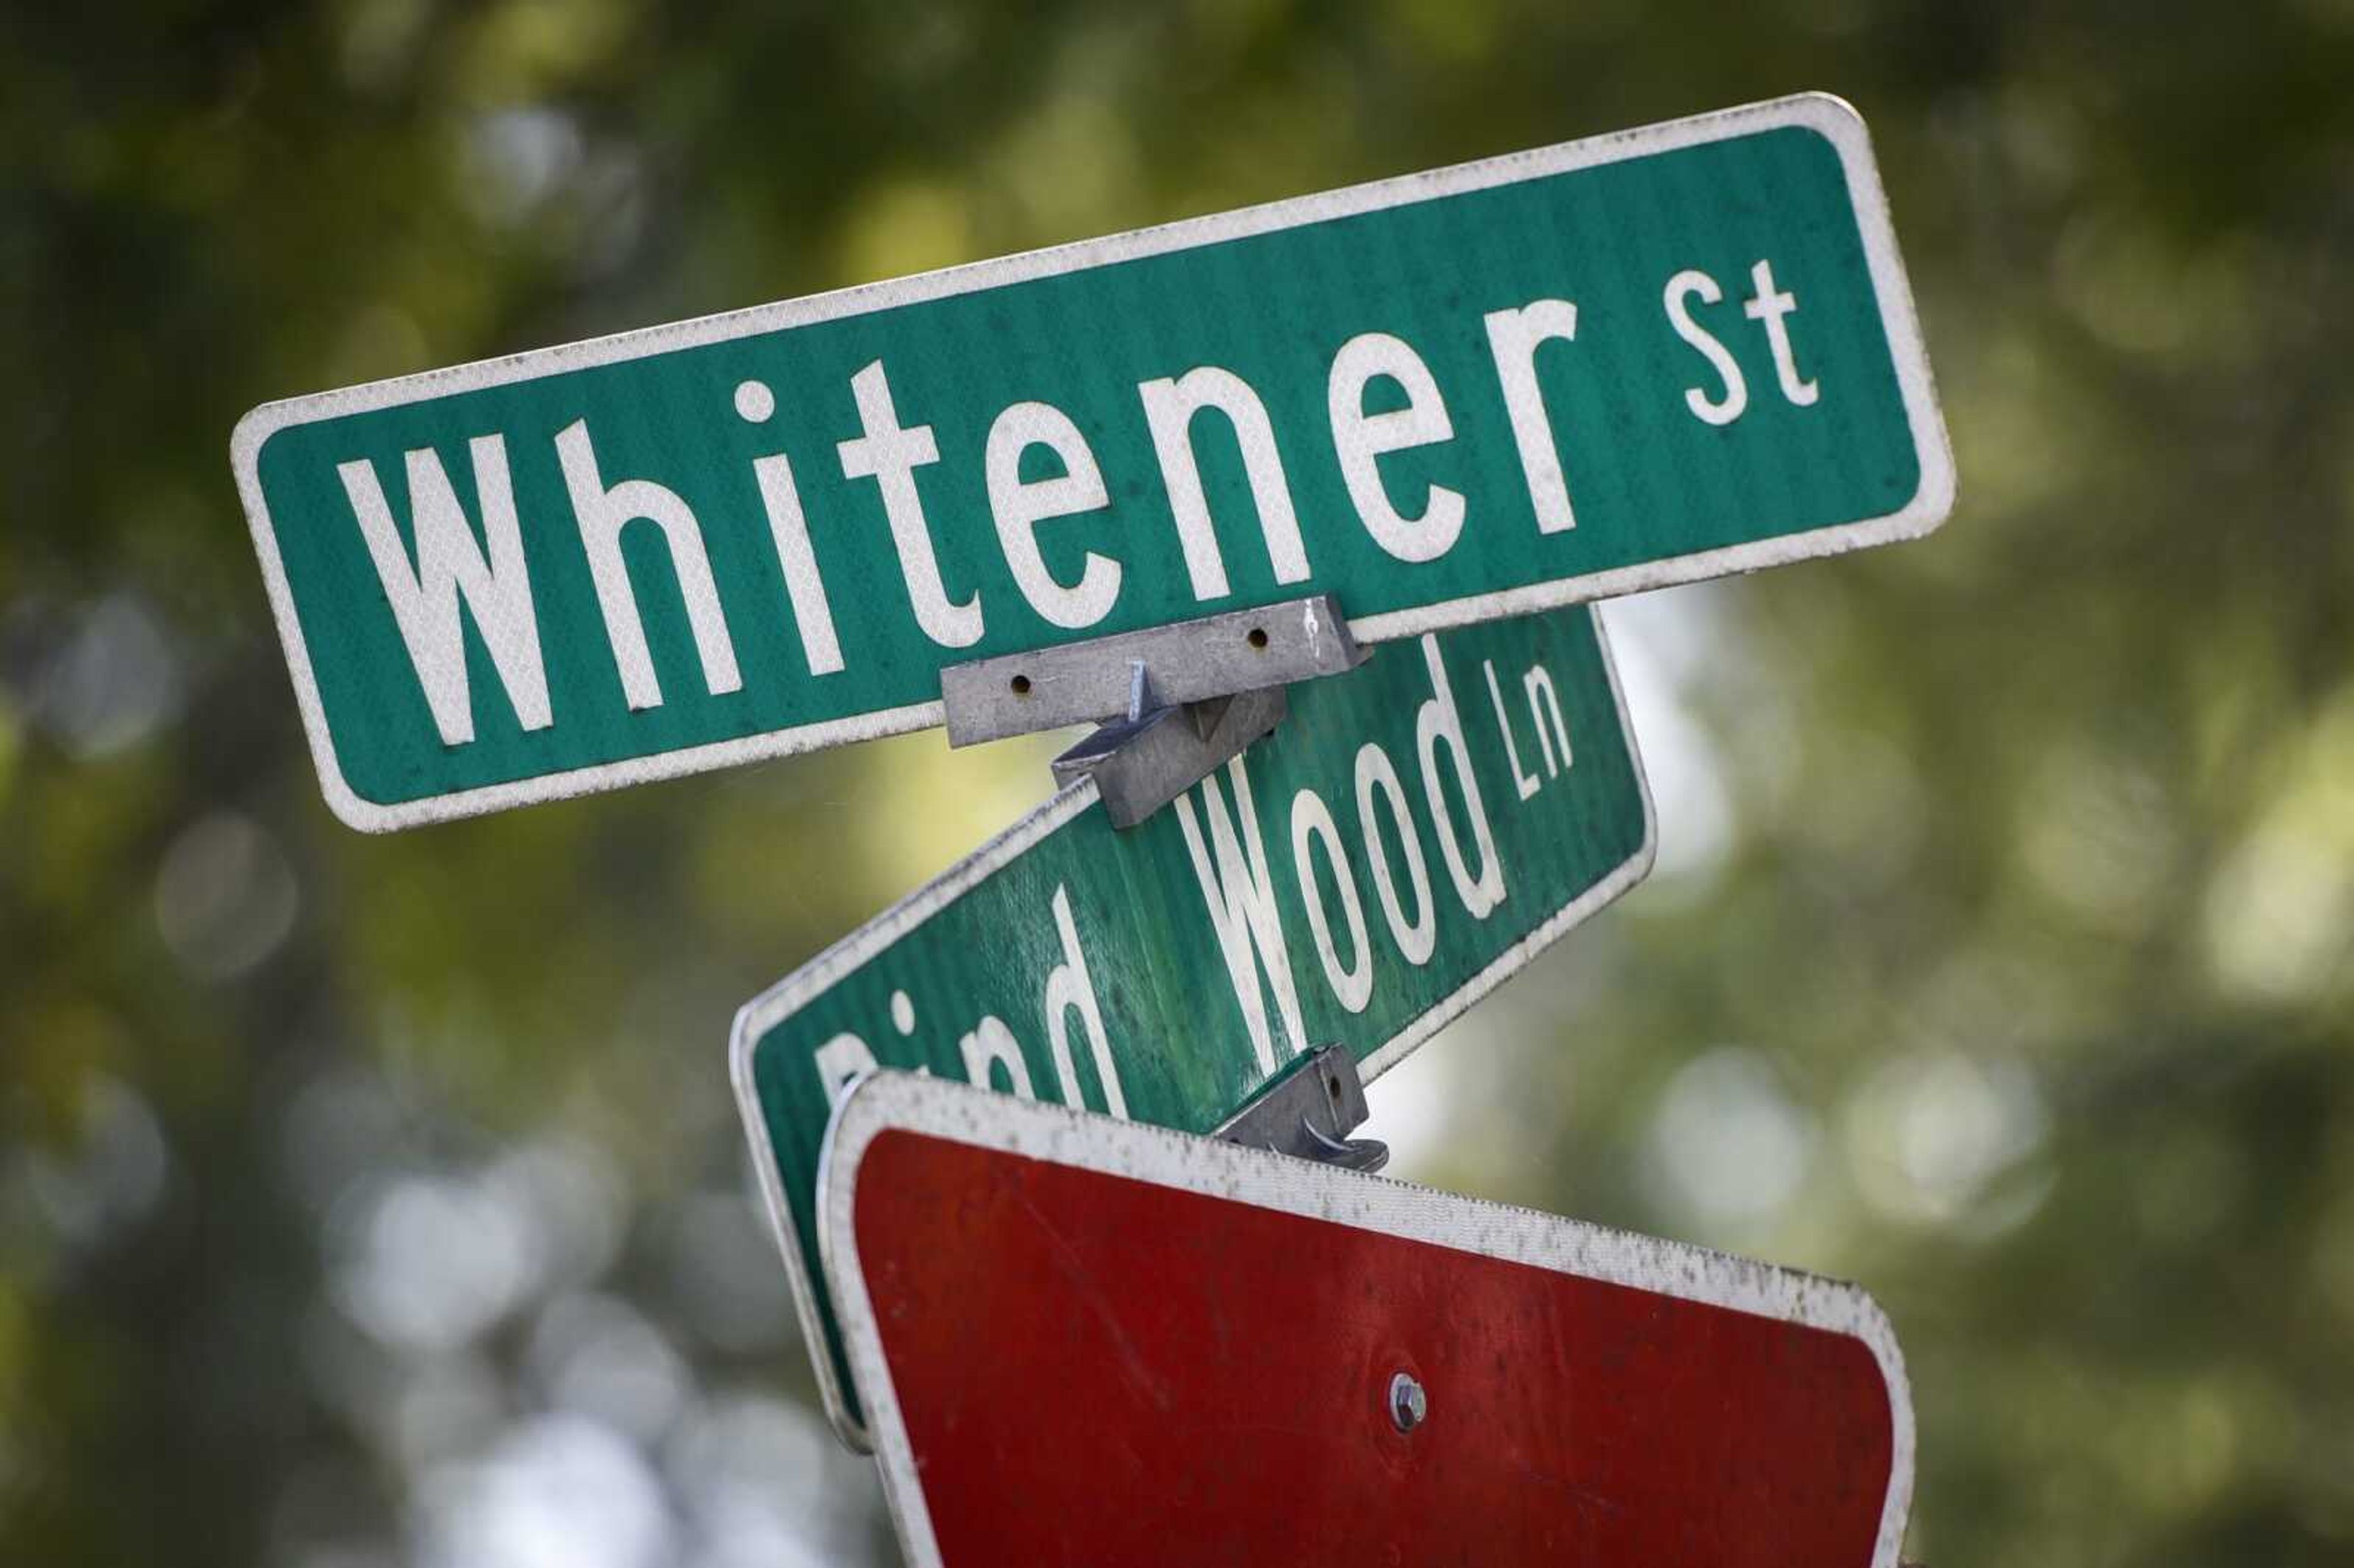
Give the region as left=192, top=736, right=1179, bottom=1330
left=231, top=92, right=1947, bottom=830
left=820, top=1070, right=1916, bottom=1567
left=736, top=603, right=1652, bottom=1444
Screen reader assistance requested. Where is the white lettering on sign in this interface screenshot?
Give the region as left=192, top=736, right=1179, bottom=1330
left=797, top=634, right=1598, bottom=1132
left=823, top=882, right=1126, bottom=1117
left=1139, top=366, right=1311, bottom=603
left=1175, top=759, right=1306, bottom=1075
left=555, top=419, right=744, bottom=710
left=1357, top=742, right=1437, bottom=967
left=1044, top=884, right=1127, bottom=1118
left=986, top=403, right=1122, bottom=631
left=1665, top=258, right=1826, bottom=425
left=1525, top=663, right=1572, bottom=777
left=838, top=360, right=984, bottom=650
left=1415, top=637, right=1506, bottom=922
left=1663, top=270, right=1750, bottom=427
left=1289, top=788, right=1374, bottom=1014
left=1744, top=259, right=1820, bottom=407
left=1166, top=633, right=1579, bottom=1038
left=341, top=262, right=1817, bottom=750
left=1481, top=298, right=1583, bottom=536
left=338, top=436, right=554, bottom=747
left=1484, top=660, right=1542, bottom=802
left=959, top=1015, right=1036, bottom=1098
left=814, top=1032, right=880, bottom=1105
left=740, top=380, right=847, bottom=679
left=1327, top=332, right=1465, bottom=564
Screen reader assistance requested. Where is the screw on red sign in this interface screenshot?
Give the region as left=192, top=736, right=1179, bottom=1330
left=818, top=1072, right=1915, bottom=1567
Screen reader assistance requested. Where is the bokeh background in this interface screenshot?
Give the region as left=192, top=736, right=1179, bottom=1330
left=7, top=2, right=2354, bottom=1562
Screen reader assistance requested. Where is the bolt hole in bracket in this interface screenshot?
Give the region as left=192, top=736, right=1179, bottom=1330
left=1212, top=1044, right=1389, bottom=1174
left=937, top=595, right=1366, bottom=830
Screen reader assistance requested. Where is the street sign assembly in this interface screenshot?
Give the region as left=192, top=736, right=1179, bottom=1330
left=232, top=91, right=1948, bottom=829
left=821, top=1070, right=1915, bottom=1566
left=736, top=604, right=1652, bottom=1442
left=216, top=74, right=1948, bottom=1555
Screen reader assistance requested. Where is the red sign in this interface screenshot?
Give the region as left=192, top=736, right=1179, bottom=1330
left=818, top=1072, right=1913, bottom=1566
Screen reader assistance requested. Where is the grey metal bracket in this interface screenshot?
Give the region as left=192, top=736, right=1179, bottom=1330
left=939, top=595, right=1365, bottom=830
left=939, top=595, right=1363, bottom=747
left=1213, top=1045, right=1388, bottom=1174
left=1049, top=679, right=1287, bottom=829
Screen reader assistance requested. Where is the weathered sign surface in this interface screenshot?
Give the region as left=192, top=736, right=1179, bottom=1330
left=821, top=1070, right=1915, bottom=1566
left=735, top=605, right=1650, bottom=1442
left=233, top=92, right=1947, bottom=829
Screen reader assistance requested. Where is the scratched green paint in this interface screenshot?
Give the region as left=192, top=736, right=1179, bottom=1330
left=736, top=605, right=1649, bottom=1431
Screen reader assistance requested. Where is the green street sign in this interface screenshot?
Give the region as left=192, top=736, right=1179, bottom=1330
left=733, top=604, right=1652, bottom=1445
left=232, top=92, right=1948, bottom=831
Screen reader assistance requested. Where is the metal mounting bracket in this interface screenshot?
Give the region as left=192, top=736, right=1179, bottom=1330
left=1048, top=677, right=1287, bottom=829
left=1213, top=1045, right=1388, bottom=1173
left=939, top=595, right=1365, bottom=829
left=939, top=595, right=1364, bottom=747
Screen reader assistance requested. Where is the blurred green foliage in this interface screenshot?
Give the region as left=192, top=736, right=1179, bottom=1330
left=4, top=1, right=2353, bottom=1563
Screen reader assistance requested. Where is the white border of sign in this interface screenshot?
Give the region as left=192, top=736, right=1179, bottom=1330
left=232, top=91, right=1951, bottom=832
left=819, top=1069, right=1917, bottom=1568
left=733, top=604, right=1656, bottom=1451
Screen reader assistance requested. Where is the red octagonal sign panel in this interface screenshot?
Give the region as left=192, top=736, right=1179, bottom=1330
left=818, top=1072, right=1913, bottom=1566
